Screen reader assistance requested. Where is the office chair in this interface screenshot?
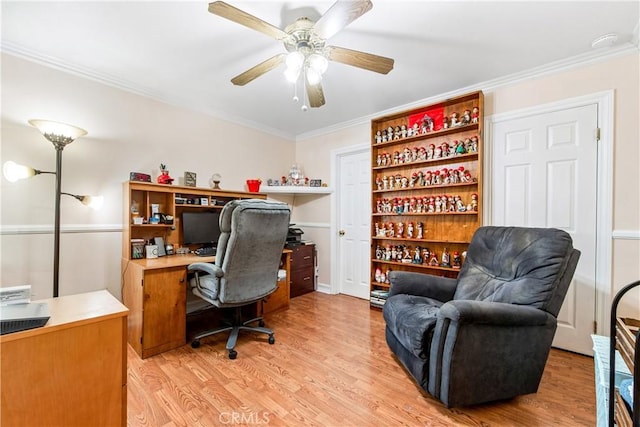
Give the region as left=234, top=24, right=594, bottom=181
left=187, top=199, right=290, bottom=359
left=383, top=226, right=580, bottom=407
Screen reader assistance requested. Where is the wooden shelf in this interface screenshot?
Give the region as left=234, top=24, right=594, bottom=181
left=372, top=259, right=462, bottom=273
left=263, top=186, right=333, bottom=195
left=373, top=153, right=478, bottom=172
left=369, top=90, right=483, bottom=302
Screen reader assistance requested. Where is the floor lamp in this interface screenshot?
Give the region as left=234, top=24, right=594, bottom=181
left=3, top=119, right=103, bottom=298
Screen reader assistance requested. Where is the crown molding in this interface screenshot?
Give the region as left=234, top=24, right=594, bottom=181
left=296, top=43, right=639, bottom=142
left=3, top=40, right=637, bottom=144
left=0, top=41, right=298, bottom=141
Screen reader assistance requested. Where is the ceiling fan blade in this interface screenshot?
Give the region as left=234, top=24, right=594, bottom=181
left=327, top=46, right=394, bottom=74
left=208, top=1, right=288, bottom=41
left=313, top=0, right=373, bottom=40
left=306, top=81, right=326, bottom=108
left=231, top=54, right=286, bottom=86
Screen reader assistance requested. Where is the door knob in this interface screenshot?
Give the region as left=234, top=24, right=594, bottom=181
left=339, top=230, right=346, bottom=236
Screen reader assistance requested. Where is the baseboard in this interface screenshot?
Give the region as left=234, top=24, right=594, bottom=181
left=316, top=282, right=333, bottom=294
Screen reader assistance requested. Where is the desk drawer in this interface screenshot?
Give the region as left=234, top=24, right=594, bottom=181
left=290, top=269, right=314, bottom=297
left=290, top=245, right=314, bottom=269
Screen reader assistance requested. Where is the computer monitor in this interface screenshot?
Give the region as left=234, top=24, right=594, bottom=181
left=182, top=211, right=221, bottom=247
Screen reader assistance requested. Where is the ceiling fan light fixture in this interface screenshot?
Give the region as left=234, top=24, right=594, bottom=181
left=306, top=66, right=322, bottom=85
left=285, top=51, right=304, bottom=70
left=308, top=53, right=328, bottom=75
left=284, top=66, right=301, bottom=83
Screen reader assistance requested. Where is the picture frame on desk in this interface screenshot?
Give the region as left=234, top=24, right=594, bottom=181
left=184, top=171, right=197, bottom=187
left=310, top=179, right=322, bottom=187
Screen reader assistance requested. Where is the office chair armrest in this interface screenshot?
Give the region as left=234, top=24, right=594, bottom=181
left=188, top=262, right=224, bottom=278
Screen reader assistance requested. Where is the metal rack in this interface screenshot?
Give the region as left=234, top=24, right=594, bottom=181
left=609, top=280, right=640, bottom=427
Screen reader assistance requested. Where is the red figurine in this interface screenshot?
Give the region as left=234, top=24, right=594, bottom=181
left=157, top=164, right=174, bottom=185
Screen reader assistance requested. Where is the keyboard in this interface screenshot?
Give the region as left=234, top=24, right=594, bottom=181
left=195, top=247, right=216, bottom=257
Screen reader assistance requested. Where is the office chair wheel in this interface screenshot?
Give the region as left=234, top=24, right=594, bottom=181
left=258, top=319, right=265, bottom=327
left=268, top=334, right=275, bottom=345
left=228, top=349, right=237, bottom=359
left=191, top=340, right=200, bottom=349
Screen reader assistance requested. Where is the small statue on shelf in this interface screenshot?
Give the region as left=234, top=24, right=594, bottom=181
left=396, top=222, right=404, bottom=238
left=441, top=247, right=451, bottom=268
left=461, top=109, right=472, bottom=125
left=413, top=246, right=422, bottom=264
left=157, top=164, right=174, bottom=185
left=471, top=106, right=480, bottom=124
left=450, top=112, right=460, bottom=127
left=416, top=222, right=424, bottom=239
left=452, top=251, right=462, bottom=269
left=422, top=247, right=430, bottom=264
left=402, top=247, right=412, bottom=263
left=429, top=251, right=440, bottom=266
left=375, top=130, right=383, bottom=144
left=394, top=126, right=402, bottom=140
left=375, top=267, right=382, bottom=282
left=385, top=245, right=392, bottom=261
left=442, top=115, right=449, bottom=129
left=400, top=124, right=408, bottom=138
left=407, top=222, right=414, bottom=238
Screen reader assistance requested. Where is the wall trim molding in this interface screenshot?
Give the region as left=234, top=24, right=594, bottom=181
left=3, top=38, right=636, bottom=143
left=293, top=222, right=330, bottom=229
left=0, top=224, right=123, bottom=235
left=315, top=282, right=332, bottom=294
left=296, top=46, right=638, bottom=141
left=613, top=230, right=640, bottom=240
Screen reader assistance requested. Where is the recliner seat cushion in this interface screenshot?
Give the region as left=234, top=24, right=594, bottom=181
left=454, top=227, right=574, bottom=314
left=383, top=294, right=443, bottom=359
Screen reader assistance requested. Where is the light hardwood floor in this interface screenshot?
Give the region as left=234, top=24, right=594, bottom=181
left=127, top=292, right=596, bottom=426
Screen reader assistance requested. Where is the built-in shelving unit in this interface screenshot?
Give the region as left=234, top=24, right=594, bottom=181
left=369, top=90, right=484, bottom=309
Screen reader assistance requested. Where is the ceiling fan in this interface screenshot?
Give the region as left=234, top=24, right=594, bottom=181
left=208, top=0, right=394, bottom=109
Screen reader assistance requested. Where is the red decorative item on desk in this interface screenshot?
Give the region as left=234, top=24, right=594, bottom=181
left=246, top=179, right=261, bottom=193
left=157, top=164, right=174, bottom=185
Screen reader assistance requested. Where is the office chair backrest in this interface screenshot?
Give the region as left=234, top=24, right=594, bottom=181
left=453, top=226, right=580, bottom=316
left=215, top=199, right=290, bottom=304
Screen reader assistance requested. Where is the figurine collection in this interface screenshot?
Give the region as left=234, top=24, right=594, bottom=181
left=375, top=135, right=479, bottom=167
left=373, top=244, right=465, bottom=278
left=373, top=107, right=479, bottom=144
left=375, top=193, right=478, bottom=215
left=375, top=166, right=476, bottom=192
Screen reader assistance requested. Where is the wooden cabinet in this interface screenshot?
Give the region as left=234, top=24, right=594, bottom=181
left=369, top=91, right=483, bottom=308
left=0, top=291, right=128, bottom=427
left=122, top=181, right=268, bottom=358
left=289, top=244, right=315, bottom=298
left=260, top=249, right=291, bottom=315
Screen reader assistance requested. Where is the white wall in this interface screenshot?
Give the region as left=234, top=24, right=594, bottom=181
left=1, top=53, right=295, bottom=300
left=295, top=52, right=640, bottom=315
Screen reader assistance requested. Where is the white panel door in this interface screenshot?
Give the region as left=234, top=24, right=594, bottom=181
left=337, top=150, right=371, bottom=299
left=491, top=103, right=598, bottom=355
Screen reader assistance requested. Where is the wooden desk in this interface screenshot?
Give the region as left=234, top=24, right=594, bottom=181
left=123, top=251, right=291, bottom=359
left=0, top=290, right=128, bottom=427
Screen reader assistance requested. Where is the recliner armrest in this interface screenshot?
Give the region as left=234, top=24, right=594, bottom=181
left=388, top=271, right=457, bottom=301
left=188, top=262, right=224, bottom=278
left=438, top=300, right=550, bottom=326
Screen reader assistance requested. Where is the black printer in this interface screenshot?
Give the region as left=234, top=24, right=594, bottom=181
left=286, top=226, right=304, bottom=247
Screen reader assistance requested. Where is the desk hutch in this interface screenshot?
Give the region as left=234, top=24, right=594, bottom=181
left=121, top=181, right=291, bottom=358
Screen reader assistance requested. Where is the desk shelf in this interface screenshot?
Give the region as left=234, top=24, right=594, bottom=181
left=264, top=186, right=333, bottom=195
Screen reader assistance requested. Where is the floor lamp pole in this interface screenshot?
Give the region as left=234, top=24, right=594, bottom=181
left=53, top=145, right=64, bottom=298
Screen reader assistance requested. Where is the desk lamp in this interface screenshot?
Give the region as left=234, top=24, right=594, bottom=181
left=2, top=119, right=103, bottom=297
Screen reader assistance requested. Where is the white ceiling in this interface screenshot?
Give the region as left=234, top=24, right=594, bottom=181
left=2, top=1, right=639, bottom=140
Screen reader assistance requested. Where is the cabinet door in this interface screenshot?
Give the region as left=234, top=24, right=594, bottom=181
left=142, top=267, right=187, bottom=356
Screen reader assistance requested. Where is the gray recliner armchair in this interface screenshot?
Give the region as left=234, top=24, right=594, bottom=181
left=383, top=226, right=581, bottom=407
left=187, top=199, right=290, bottom=359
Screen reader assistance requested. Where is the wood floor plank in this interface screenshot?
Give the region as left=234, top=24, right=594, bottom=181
left=127, top=292, right=596, bottom=426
